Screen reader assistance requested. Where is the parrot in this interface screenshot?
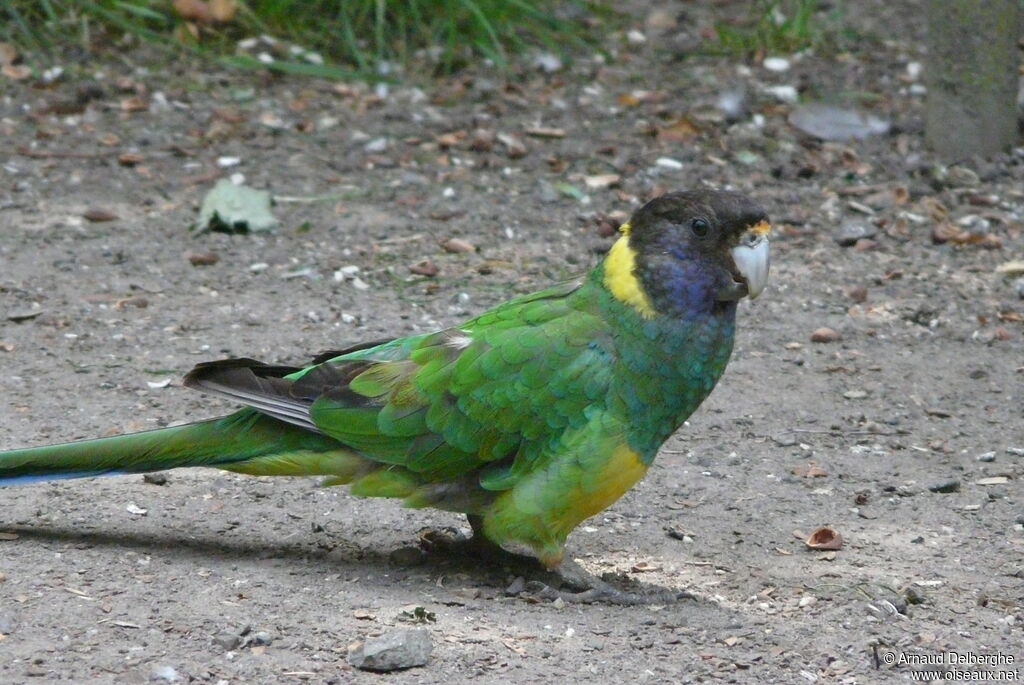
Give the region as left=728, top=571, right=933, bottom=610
left=0, top=189, right=771, bottom=604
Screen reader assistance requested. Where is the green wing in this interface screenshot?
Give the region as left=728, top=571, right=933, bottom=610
left=187, top=278, right=616, bottom=493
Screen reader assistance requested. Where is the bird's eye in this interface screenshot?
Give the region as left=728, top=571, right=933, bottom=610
left=691, top=218, right=710, bottom=237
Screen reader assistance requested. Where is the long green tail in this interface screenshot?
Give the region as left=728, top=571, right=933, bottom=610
left=0, top=409, right=362, bottom=486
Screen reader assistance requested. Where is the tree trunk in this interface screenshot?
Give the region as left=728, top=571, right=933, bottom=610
left=925, top=0, right=1021, bottom=160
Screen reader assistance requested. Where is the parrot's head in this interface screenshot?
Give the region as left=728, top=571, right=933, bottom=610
left=602, top=190, right=771, bottom=318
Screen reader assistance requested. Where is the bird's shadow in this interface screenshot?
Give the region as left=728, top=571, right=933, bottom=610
left=4, top=522, right=688, bottom=603
left=4, top=522, right=529, bottom=590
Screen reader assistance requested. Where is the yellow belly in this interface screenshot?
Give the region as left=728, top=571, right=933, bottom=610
left=484, top=442, right=649, bottom=567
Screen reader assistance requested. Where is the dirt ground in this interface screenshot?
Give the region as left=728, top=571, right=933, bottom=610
left=1, top=2, right=1022, bottom=683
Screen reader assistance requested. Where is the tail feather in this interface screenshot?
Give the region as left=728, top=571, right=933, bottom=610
left=0, top=409, right=345, bottom=486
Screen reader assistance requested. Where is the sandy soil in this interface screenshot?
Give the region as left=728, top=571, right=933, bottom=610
left=0, top=2, right=1022, bottom=683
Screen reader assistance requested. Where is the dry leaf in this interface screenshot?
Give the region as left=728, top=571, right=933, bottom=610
left=805, top=527, right=843, bottom=551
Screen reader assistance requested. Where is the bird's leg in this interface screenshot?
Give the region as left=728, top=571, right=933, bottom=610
left=530, top=558, right=695, bottom=606
left=420, top=515, right=692, bottom=605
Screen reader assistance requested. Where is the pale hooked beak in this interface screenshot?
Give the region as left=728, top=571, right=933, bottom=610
left=720, top=221, right=771, bottom=301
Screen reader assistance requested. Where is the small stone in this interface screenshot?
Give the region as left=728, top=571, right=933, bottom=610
left=798, top=595, right=817, bottom=608
left=834, top=221, right=877, bottom=247
left=765, top=85, right=798, bottom=104
left=928, top=480, right=960, bottom=494
left=143, top=473, right=168, bottom=486
left=251, top=631, right=273, bottom=646
left=533, top=53, right=563, bottom=73
left=82, top=207, right=119, bottom=222
left=388, top=546, right=424, bottom=567
left=763, top=57, right=791, bottom=72
left=497, top=133, right=527, bottom=159
left=626, top=29, right=647, bottom=45
left=150, top=665, right=180, bottom=682
left=187, top=252, right=220, bottom=267
left=0, top=611, right=19, bottom=634
left=943, top=165, right=980, bottom=188
left=505, top=576, right=527, bottom=596
left=409, top=260, right=438, bottom=277
left=811, top=327, right=841, bottom=343
left=843, top=390, right=868, bottom=400
left=213, top=631, right=243, bottom=651
left=347, top=628, right=432, bottom=672
left=976, top=452, right=996, bottom=463
left=847, top=286, right=868, bottom=303
left=364, top=137, right=389, bottom=154
left=442, top=238, right=475, bottom=254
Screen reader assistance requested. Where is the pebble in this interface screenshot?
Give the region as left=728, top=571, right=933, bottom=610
left=143, top=473, right=169, bottom=485
left=976, top=452, right=996, bottom=463
left=347, top=628, right=432, bottom=672
left=1013, top=278, right=1024, bottom=300
left=655, top=157, right=684, bottom=170
left=834, top=221, right=877, bottom=247
left=0, top=611, right=18, bottom=634
left=533, top=53, right=563, bottom=73
left=843, top=390, right=868, bottom=400
left=798, top=595, right=817, bottom=608
left=928, top=480, right=960, bottom=494
left=150, top=665, right=180, bottom=682
left=363, top=137, right=389, bottom=154
left=505, top=576, right=527, bottom=596
left=811, top=327, right=841, bottom=343
left=715, top=89, right=748, bottom=122
left=1007, top=448, right=1024, bottom=457
left=765, top=85, right=798, bottom=103
left=763, top=57, right=791, bottom=72
left=388, top=546, right=424, bottom=567
left=213, top=631, right=243, bottom=651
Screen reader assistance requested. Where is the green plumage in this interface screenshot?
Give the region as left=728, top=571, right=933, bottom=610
left=0, top=190, right=770, bottom=569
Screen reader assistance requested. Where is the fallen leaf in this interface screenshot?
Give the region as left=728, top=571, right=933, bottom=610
left=197, top=179, right=279, bottom=233
left=805, top=527, right=843, bottom=551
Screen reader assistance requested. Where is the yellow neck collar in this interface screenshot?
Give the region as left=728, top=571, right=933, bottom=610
left=603, top=234, right=656, bottom=319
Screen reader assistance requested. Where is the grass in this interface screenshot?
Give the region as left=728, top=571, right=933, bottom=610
left=712, top=0, right=842, bottom=57
left=1, top=0, right=607, bottom=79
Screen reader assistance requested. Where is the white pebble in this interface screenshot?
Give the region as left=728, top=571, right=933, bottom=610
left=655, top=157, right=684, bottom=170
left=765, top=85, right=799, bottom=103
left=627, top=29, right=647, bottom=45
left=217, top=157, right=241, bottom=168
left=763, top=57, right=790, bottom=72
